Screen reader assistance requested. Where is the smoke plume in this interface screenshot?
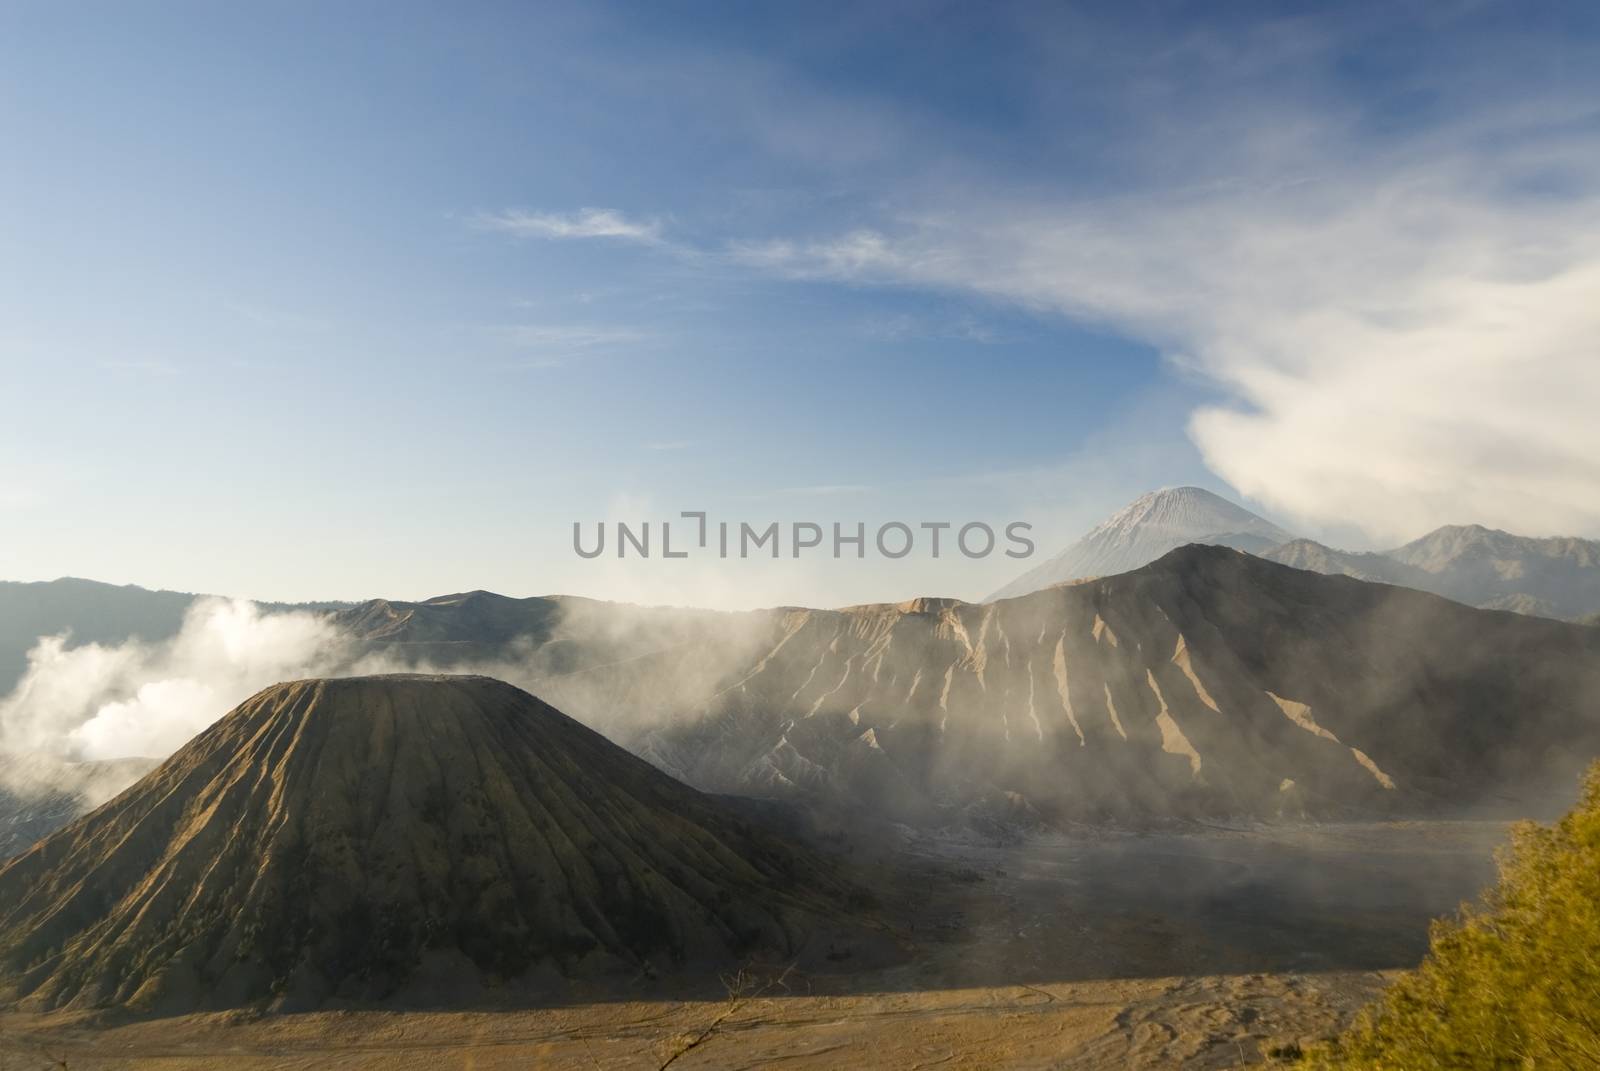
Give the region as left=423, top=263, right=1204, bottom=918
left=0, top=598, right=356, bottom=764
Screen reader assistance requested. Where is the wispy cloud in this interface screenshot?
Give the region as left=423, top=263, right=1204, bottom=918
left=728, top=230, right=908, bottom=278
left=484, top=323, right=651, bottom=368
left=730, top=102, right=1600, bottom=541
left=460, top=10, right=1600, bottom=542
left=473, top=207, right=664, bottom=245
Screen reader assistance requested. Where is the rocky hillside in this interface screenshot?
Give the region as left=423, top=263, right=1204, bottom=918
left=1261, top=526, right=1600, bottom=621
left=315, top=552, right=1600, bottom=824
left=626, top=547, right=1600, bottom=823
left=1381, top=524, right=1600, bottom=619
left=0, top=676, right=880, bottom=1012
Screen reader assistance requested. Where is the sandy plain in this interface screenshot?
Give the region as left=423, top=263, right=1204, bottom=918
left=0, top=820, right=1505, bottom=1070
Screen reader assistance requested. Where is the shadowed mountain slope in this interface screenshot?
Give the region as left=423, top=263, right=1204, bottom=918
left=332, top=590, right=563, bottom=650
left=0, top=675, right=878, bottom=1013
left=1258, top=539, right=1425, bottom=587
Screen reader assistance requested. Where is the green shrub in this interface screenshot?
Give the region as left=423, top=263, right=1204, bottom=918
left=1307, top=761, right=1600, bottom=1069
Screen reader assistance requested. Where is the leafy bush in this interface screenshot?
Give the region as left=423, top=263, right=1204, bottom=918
left=1307, top=761, right=1600, bottom=1069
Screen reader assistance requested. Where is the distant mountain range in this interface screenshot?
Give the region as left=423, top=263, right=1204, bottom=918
left=0, top=577, right=349, bottom=696
left=3, top=493, right=1595, bottom=708
left=209, top=550, right=1600, bottom=823
left=989, top=487, right=1600, bottom=621
left=5, top=491, right=1600, bottom=852
left=1266, top=525, right=1600, bottom=621
left=4, top=547, right=1600, bottom=858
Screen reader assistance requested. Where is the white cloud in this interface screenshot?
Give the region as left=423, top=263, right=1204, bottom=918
left=474, top=207, right=663, bottom=244
left=70, top=678, right=226, bottom=761
left=735, top=107, right=1600, bottom=542
left=729, top=230, right=909, bottom=278
left=0, top=598, right=354, bottom=762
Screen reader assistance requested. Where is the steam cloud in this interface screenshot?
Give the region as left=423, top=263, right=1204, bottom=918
left=0, top=599, right=357, bottom=763
left=0, top=594, right=772, bottom=805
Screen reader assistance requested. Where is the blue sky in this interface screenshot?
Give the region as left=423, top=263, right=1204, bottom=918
left=3, top=2, right=1598, bottom=608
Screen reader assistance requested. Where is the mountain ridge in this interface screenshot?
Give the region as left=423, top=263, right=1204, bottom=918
left=988, top=489, right=1600, bottom=619
left=1262, top=524, right=1600, bottom=620
left=7, top=547, right=1600, bottom=856
left=623, top=545, right=1600, bottom=823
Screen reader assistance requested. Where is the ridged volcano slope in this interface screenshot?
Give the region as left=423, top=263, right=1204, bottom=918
left=0, top=675, right=870, bottom=1012
left=635, top=546, right=1600, bottom=822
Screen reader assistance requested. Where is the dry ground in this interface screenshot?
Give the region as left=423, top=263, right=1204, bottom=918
left=0, top=821, right=1506, bottom=1070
